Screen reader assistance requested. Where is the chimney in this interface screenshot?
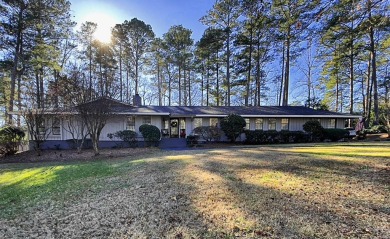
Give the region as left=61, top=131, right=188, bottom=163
left=133, top=94, right=142, bottom=106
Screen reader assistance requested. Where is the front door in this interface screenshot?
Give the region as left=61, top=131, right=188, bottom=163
left=170, top=118, right=179, bottom=138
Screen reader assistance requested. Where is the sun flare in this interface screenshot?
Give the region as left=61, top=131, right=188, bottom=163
left=83, top=11, right=117, bottom=43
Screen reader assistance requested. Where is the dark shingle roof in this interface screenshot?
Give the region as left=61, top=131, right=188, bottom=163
left=136, top=106, right=358, bottom=118
left=53, top=98, right=359, bottom=118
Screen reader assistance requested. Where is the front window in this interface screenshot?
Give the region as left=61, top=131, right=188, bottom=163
left=255, top=118, right=263, bottom=130
left=281, top=118, right=289, bottom=130
left=326, top=119, right=336, bottom=128
left=244, top=118, right=250, bottom=130
left=180, top=119, right=186, bottom=129
left=38, top=118, right=45, bottom=135
left=193, top=118, right=202, bottom=129
left=52, top=117, right=61, bottom=135
left=210, top=118, right=218, bottom=127
left=126, top=116, right=135, bottom=130
left=268, top=118, right=276, bottom=131
left=142, top=116, right=151, bottom=125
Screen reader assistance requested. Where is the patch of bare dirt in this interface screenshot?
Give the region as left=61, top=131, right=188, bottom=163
left=0, top=147, right=157, bottom=164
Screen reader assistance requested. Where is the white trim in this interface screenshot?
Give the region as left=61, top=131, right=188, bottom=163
left=116, top=112, right=170, bottom=116
left=240, top=115, right=359, bottom=118
left=196, top=114, right=359, bottom=118
left=195, top=114, right=228, bottom=117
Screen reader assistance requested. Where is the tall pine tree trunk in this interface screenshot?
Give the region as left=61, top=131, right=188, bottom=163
left=245, top=24, right=253, bottom=106
left=216, top=52, right=220, bottom=106
left=119, top=44, right=123, bottom=101
left=8, top=5, right=24, bottom=124
left=282, top=27, right=290, bottom=106
left=178, top=65, right=181, bottom=106
left=279, top=42, right=285, bottom=106
left=226, top=27, right=231, bottom=106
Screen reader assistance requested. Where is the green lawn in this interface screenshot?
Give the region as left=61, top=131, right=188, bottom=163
left=0, top=142, right=389, bottom=238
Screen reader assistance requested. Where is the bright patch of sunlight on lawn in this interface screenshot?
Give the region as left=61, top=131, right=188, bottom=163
left=0, top=166, right=62, bottom=187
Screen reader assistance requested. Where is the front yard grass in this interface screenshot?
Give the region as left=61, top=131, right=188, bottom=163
left=0, top=142, right=389, bottom=238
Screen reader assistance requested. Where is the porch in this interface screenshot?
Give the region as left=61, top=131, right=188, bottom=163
left=161, top=117, right=188, bottom=139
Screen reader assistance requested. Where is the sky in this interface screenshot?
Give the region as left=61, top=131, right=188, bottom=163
left=69, top=0, right=214, bottom=42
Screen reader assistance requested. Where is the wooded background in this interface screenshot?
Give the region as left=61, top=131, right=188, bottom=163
left=1, top=0, right=389, bottom=127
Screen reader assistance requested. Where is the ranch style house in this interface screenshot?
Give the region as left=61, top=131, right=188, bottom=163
left=34, top=96, right=360, bottom=149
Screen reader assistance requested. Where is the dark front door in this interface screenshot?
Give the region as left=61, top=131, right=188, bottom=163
left=170, top=118, right=179, bottom=138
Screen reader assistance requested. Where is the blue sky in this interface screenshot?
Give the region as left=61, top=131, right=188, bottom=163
left=69, top=0, right=214, bottom=41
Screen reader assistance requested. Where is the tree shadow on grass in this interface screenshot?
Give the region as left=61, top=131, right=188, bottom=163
left=1, top=148, right=388, bottom=238
left=194, top=158, right=389, bottom=238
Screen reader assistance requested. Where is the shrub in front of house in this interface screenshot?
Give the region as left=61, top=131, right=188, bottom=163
left=279, top=130, right=308, bottom=143
left=193, top=126, right=222, bottom=142
left=186, top=135, right=199, bottom=147
left=220, top=114, right=246, bottom=143
left=107, top=130, right=138, bottom=147
left=139, top=124, right=161, bottom=147
left=323, top=128, right=349, bottom=141
left=245, top=130, right=308, bottom=144
left=0, top=125, right=25, bottom=156
left=303, top=120, right=324, bottom=141
left=244, top=130, right=278, bottom=144
left=364, top=125, right=388, bottom=134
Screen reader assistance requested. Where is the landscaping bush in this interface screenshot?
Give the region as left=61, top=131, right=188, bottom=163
left=139, top=124, right=161, bottom=147
left=220, top=114, right=246, bottom=142
left=107, top=130, right=138, bottom=147
left=186, top=135, right=199, bottom=147
left=323, top=128, right=349, bottom=141
left=364, top=125, right=388, bottom=134
left=0, top=125, right=25, bottom=156
left=192, top=126, right=222, bottom=142
left=245, top=130, right=308, bottom=144
left=279, top=130, right=308, bottom=143
left=303, top=120, right=324, bottom=141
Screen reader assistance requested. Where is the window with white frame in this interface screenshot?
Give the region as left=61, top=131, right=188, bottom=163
left=281, top=118, right=289, bottom=130
left=142, top=116, right=151, bottom=125
left=180, top=119, right=186, bottom=129
left=52, top=117, right=61, bottom=135
left=210, top=118, right=218, bottom=127
left=268, top=118, right=276, bottom=130
left=193, top=118, right=202, bottom=129
left=126, top=116, right=135, bottom=130
left=255, top=118, right=263, bottom=130
left=244, top=118, right=250, bottom=130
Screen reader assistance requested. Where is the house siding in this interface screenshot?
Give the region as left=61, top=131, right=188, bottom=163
left=37, top=110, right=354, bottom=150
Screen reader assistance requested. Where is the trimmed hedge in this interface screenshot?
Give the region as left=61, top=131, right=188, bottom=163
left=323, top=128, right=349, bottom=142
left=244, top=130, right=308, bottom=144
left=139, top=124, right=161, bottom=147
left=107, top=130, right=138, bottom=147
left=220, top=114, right=246, bottom=142
left=186, top=135, right=199, bottom=147
left=192, top=126, right=222, bottom=142
left=303, top=120, right=324, bottom=141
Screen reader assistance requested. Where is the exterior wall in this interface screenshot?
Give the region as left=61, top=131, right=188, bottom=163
left=289, top=118, right=305, bottom=131
left=39, top=114, right=351, bottom=149
left=185, top=118, right=192, bottom=136
left=100, top=116, right=125, bottom=140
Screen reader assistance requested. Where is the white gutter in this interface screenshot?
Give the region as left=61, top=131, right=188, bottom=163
left=115, top=112, right=170, bottom=116
left=195, top=114, right=360, bottom=118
